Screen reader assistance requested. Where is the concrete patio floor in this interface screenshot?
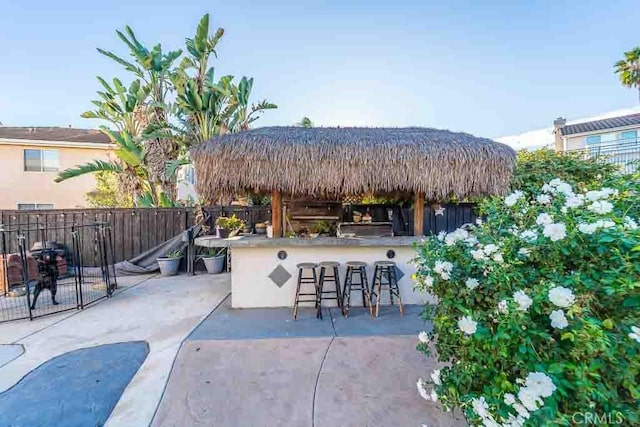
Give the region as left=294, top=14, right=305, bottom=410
left=0, top=272, right=230, bottom=427
left=152, top=299, right=466, bottom=427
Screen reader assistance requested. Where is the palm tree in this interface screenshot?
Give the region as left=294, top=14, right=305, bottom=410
left=615, top=47, right=640, bottom=102
left=296, top=117, right=313, bottom=128
left=55, top=129, right=154, bottom=205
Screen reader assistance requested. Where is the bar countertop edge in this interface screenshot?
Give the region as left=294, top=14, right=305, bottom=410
left=194, top=235, right=426, bottom=248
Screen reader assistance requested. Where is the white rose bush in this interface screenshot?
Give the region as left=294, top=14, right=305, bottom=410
left=413, top=173, right=640, bottom=426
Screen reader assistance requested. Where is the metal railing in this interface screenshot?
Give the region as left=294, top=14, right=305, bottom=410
left=567, top=139, right=640, bottom=173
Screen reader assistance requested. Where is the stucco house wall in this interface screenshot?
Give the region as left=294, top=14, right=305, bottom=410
left=0, top=143, right=112, bottom=209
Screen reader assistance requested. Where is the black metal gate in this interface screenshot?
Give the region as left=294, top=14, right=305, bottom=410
left=0, top=222, right=117, bottom=322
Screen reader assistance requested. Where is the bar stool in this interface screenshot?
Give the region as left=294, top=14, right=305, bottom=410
left=341, top=261, right=372, bottom=317
left=292, top=262, right=319, bottom=320
left=371, top=260, right=404, bottom=317
left=317, top=261, right=342, bottom=319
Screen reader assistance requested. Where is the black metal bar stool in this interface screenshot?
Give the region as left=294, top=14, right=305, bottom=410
left=292, top=262, right=319, bottom=320
left=341, top=261, right=372, bottom=317
left=317, top=261, right=342, bottom=319
left=371, top=260, right=404, bottom=317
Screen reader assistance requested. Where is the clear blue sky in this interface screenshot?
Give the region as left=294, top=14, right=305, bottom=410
left=1, top=0, right=638, bottom=138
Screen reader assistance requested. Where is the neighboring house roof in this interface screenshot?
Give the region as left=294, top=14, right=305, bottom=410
left=560, top=113, right=640, bottom=136
left=0, top=127, right=110, bottom=144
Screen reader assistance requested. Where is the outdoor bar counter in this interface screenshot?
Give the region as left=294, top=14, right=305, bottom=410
left=195, top=235, right=432, bottom=308
left=189, top=126, right=516, bottom=309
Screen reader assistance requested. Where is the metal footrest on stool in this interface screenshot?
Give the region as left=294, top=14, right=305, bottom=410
left=341, top=261, right=372, bottom=317
left=292, top=262, right=319, bottom=320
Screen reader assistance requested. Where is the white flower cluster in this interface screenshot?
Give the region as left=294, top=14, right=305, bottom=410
left=470, top=243, right=503, bottom=263
left=465, top=278, right=480, bottom=290
left=629, top=326, right=640, bottom=344
left=471, top=372, right=557, bottom=426
left=504, top=190, right=524, bottom=207
left=547, top=285, right=575, bottom=330
left=444, top=227, right=470, bottom=246
left=458, top=315, right=478, bottom=335
left=418, top=331, right=430, bottom=344
left=543, top=178, right=574, bottom=197
left=518, top=229, right=538, bottom=242
left=585, top=188, right=618, bottom=201
left=433, top=260, right=453, bottom=280
left=513, top=290, right=532, bottom=311
left=587, top=200, right=613, bottom=215
left=417, top=377, right=438, bottom=402
left=542, top=222, right=566, bottom=242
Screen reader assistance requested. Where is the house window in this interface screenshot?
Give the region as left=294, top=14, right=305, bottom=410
left=23, top=149, right=60, bottom=172
left=620, top=130, right=638, bottom=141
left=17, top=203, right=55, bottom=210
left=585, top=135, right=601, bottom=145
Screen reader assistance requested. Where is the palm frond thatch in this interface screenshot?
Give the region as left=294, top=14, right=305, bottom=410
left=190, top=127, right=517, bottom=200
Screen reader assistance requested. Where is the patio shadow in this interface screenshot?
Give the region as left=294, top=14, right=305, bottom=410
left=0, top=341, right=148, bottom=427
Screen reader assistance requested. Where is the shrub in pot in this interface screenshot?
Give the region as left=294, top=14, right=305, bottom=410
left=413, top=172, right=640, bottom=426
left=215, top=215, right=245, bottom=238
left=201, top=248, right=226, bottom=274
left=157, top=249, right=182, bottom=276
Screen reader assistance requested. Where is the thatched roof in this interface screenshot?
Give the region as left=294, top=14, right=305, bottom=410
left=190, top=127, right=516, bottom=200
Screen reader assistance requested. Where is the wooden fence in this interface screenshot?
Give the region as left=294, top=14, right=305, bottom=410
left=0, top=203, right=476, bottom=262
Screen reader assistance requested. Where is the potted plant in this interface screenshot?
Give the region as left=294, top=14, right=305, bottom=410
left=309, top=220, right=331, bottom=238
left=157, top=249, right=182, bottom=276
left=201, top=248, right=226, bottom=274
left=215, top=215, right=245, bottom=238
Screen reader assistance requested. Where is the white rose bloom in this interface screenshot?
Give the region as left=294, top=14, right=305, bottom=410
left=471, top=249, right=488, bottom=261
left=483, top=244, right=499, bottom=254
left=471, top=397, right=490, bottom=420
left=624, top=217, right=638, bottom=229
left=444, top=228, right=470, bottom=246
left=518, top=387, right=543, bottom=411
left=536, top=213, right=553, bottom=226
left=564, top=195, right=584, bottom=209
left=549, top=309, right=568, bottom=329
left=437, top=230, right=447, bottom=241
left=585, top=190, right=606, bottom=202
left=497, top=299, right=508, bottom=313
left=601, top=187, right=619, bottom=197
left=505, top=191, right=524, bottom=207
left=492, top=252, right=504, bottom=263
left=517, top=247, right=531, bottom=257
left=555, top=182, right=574, bottom=196
left=548, top=286, right=575, bottom=308
left=578, top=223, right=598, bottom=235
left=536, top=194, right=551, bottom=205
left=418, top=331, right=430, bottom=344
left=417, top=378, right=430, bottom=400
left=433, top=260, right=453, bottom=280
left=587, top=200, right=613, bottom=214
left=513, top=290, right=533, bottom=311
left=458, top=316, right=478, bottom=335
left=524, top=372, right=556, bottom=398
left=430, top=369, right=441, bottom=385
left=424, top=275, right=434, bottom=288
left=512, top=402, right=530, bottom=419
left=541, top=183, right=553, bottom=193
left=628, top=326, right=640, bottom=344
left=503, top=393, right=516, bottom=405
left=465, top=278, right=480, bottom=290
left=430, top=389, right=439, bottom=402
left=594, top=219, right=616, bottom=229
left=543, top=222, right=566, bottom=241
left=519, top=229, right=538, bottom=242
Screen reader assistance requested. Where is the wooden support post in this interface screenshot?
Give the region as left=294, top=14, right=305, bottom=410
left=271, top=190, right=283, bottom=238
left=414, top=192, right=425, bottom=236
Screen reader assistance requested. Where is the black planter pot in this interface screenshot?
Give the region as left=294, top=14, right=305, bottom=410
left=218, top=228, right=230, bottom=239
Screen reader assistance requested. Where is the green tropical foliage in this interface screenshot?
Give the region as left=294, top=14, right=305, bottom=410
left=57, top=13, right=276, bottom=207
left=615, top=46, right=640, bottom=102
left=86, top=171, right=133, bottom=208
left=296, top=116, right=314, bottom=128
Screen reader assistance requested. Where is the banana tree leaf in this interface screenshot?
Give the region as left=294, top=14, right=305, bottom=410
left=55, top=160, right=122, bottom=183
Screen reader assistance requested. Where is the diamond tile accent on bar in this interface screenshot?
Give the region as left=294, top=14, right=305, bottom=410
left=395, top=266, right=405, bottom=281
left=269, top=264, right=292, bottom=288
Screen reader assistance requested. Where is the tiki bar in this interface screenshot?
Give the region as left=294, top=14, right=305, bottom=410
left=190, top=127, right=515, bottom=311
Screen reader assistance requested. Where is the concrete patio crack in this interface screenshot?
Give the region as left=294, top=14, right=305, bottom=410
left=311, top=336, right=334, bottom=427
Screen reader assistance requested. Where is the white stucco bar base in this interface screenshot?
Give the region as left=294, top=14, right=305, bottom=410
left=229, top=242, right=433, bottom=308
